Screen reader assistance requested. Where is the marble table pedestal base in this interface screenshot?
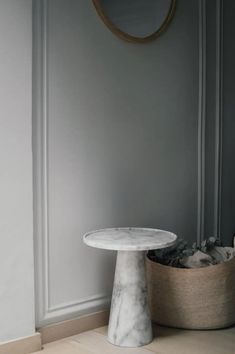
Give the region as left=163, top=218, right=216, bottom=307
left=108, top=251, right=152, bottom=347
left=83, top=227, right=177, bottom=347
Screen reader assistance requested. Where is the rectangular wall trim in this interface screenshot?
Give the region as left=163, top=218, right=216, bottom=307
left=33, top=0, right=205, bottom=327
left=33, top=0, right=50, bottom=327
left=213, top=0, right=224, bottom=239
left=197, top=0, right=207, bottom=245
left=32, top=0, right=111, bottom=327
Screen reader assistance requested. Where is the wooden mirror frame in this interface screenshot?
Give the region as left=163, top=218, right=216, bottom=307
left=92, top=0, right=177, bottom=43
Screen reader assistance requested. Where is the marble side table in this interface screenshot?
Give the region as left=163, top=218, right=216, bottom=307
left=83, top=227, right=177, bottom=348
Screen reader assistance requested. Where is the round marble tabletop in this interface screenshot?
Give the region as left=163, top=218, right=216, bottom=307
left=83, top=227, right=177, bottom=251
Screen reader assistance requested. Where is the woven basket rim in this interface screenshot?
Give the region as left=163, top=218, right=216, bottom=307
left=146, top=254, right=235, bottom=272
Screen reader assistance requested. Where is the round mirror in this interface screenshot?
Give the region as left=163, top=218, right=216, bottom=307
left=92, top=0, right=176, bottom=43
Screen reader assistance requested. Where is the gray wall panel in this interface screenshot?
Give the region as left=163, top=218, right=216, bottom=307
left=35, top=0, right=200, bottom=325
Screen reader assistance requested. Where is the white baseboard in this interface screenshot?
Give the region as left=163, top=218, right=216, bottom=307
left=38, top=310, right=109, bottom=344
left=0, top=332, right=41, bottom=354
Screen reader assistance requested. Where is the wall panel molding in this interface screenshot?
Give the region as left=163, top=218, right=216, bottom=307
left=33, top=0, right=208, bottom=327
left=33, top=0, right=110, bottom=327
left=197, top=0, right=207, bottom=244
left=33, top=0, right=49, bottom=327
left=213, top=0, right=223, bottom=239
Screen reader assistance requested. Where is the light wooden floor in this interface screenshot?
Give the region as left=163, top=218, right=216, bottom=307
left=33, top=325, right=235, bottom=354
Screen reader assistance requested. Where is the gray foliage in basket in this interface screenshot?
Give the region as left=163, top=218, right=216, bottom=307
left=149, top=237, right=235, bottom=268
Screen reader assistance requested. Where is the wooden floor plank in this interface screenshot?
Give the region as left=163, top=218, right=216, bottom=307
left=94, top=324, right=235, bottom=354
left=33, top=339, right=94, bottom=354
left=93, top=326, right=108, bottom=335
left=31, top=325, right=235, bottom=354
left=73, top=330, right=154, bottom=354
left=146, top=325, right=235, bottom=354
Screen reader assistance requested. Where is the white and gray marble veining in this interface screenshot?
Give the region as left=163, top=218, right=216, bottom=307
left=108, top=250, right=152, bottom=347
left=83, top=227, right=177, bottom=348
left=83, top=227, right=177, bottom=251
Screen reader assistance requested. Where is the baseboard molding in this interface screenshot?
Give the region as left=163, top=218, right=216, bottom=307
left=0, top=332, right=41, bottom=354
left=0, top=311, right=109, bottom=354
left=38, top=310, right=109, bottom=344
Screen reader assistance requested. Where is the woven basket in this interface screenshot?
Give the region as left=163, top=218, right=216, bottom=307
left=146, top=256, right=235, bottom=329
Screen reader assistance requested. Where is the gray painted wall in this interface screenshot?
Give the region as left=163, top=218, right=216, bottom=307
left=0, top=0, right=35, bottom=342
left=0, top=0, right=232, bottom=342
left=34, top=0, right=199, bottom=326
